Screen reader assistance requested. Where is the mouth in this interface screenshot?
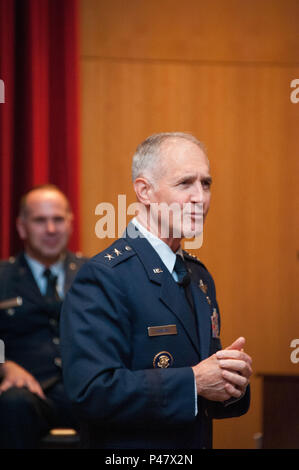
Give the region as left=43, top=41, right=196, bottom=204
left=185, top=212, right=203, bottom=222
left=42, top=238, right=61, bottom=248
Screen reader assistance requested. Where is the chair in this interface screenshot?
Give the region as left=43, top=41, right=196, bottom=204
left=39, top=428, right=80, bottom=449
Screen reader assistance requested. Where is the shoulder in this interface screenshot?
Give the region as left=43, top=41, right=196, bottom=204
left=91, top=239, right=137, bottom=270
left=0, top=256, right=22, bottom=293
left=183, top=250, right=208, bottom=271
left=67, top=240, right=137, bottom=293
left=183, top=250, right=218, bottom=298
left=183, top=250, right=216, bottom=284
left=66, top=251, right=88, bottom=268
left=0, top=255, right=20, bottom=275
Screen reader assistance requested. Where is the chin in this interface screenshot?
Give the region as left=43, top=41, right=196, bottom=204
left=181, top=218, right=203, bottom=239
left=183, top=229, right=203, bottom=239
left=40, top=247, right=64, bottom=260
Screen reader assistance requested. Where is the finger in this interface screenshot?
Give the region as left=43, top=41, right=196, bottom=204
left=0, top=379, right=13, bottom=393
left=15, top=378, right=27, bottom=388
left=216, top=349, right=252, bottom=365
left=26, top=381, right=46, bottom=400
left=221, top=369, right=248, bottom=388
left=218, top=359, right=252, bottom=378
left=224, top=382, right=243, bottom=399
left=225, top=337, right=245, bottom=351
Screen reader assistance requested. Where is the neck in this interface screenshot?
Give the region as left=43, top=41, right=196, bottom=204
left=135, top=214, right=182, bottom=253
left=24, top=249, right=64, bottom=268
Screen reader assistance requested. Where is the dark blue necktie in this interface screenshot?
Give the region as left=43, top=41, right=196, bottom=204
left=43, top=268, right=60, bottom=301
left=174, top=254, right=190, bottom=286
left=174, top=255, right=196, bottom=312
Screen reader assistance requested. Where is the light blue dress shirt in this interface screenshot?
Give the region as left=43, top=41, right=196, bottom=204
left=131, top=217, right=183, bottom=281
left=24, top=254, right=65, bottom=299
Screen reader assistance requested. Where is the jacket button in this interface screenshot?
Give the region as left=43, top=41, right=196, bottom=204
left=53, top=337, right=60, bottom=345
left=54, top=357, right=62, bottom=367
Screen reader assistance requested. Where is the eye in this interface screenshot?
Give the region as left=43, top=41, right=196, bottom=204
left=53, top=217, right=65, bottom=223
left=178, top=178, right=193, bottom=187
left=33, top=217, right=46, bottom=224
left=202, top=179, right=212, bottom=190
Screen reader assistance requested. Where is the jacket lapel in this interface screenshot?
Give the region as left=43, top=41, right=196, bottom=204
left=12, top=254, right=44, bottom=306
left=190, top=281, right=212, bottom=359
left=125, top=226, right=201, bottom=356
left=159, top=273, right=200, bottom=355
left=63, top=252, right=82, bottom=292
left=15, top=253, right=63, bottom=319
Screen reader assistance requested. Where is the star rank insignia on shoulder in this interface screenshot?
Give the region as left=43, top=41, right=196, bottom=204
left=104, top=253, right=114, bottom=261
left=183, top=250, right=199, bottom=261
left=183, top=250, right=208, bottom=270
left=98, top=241, right=136, bottom=268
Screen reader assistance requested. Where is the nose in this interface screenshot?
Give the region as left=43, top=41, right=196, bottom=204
left=190, top=181, right=204, bottom=203
left=46, top=220, right=56, bottom=233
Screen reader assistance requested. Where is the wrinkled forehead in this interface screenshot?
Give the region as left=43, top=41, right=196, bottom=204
left=159, top=138, right=210, bottom=173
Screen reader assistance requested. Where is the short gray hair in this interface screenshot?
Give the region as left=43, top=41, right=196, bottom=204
left=131, top=132, right=206, bottom=185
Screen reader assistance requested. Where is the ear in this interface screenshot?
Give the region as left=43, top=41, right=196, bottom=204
left=67, top=211, right=74, bottom=233
left=133, top=177, right=154, bottom=206
left=16, top=216, right=27, bottom=241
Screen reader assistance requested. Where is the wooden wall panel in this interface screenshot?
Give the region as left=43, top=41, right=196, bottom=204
left=79, top=0, right=299, bottom=449
left=80, top=0, right=299, bottom=63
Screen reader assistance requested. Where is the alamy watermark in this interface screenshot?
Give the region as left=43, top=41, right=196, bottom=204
left=0, top=340, right=4, bottom=363
left=0, top=79, right=4, bottom=103
left=95, top=195, right=204, bottom=249
left=290, top=339, right=299, bottom=364
left=290, top=79, right=299, bottom=103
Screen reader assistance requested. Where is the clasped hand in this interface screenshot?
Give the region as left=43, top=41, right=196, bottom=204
left=192, top=337, right=252, bottom=402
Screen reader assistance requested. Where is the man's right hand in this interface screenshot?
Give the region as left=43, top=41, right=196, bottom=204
left=192, top=337, right=252, bottom=402
left=0, top=361, right=46, bottom=400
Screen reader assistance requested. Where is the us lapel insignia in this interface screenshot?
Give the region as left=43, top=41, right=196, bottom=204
left=199, top=279, right=208, bottom=294
left=153, top=351, right=174, bottom=369
left=211, top=308, right=220, bottom=338
left=153, top=268, right=163, bottom=274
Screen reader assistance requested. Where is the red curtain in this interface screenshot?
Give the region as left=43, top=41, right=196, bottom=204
left=0, top=0, right=80, bottom=258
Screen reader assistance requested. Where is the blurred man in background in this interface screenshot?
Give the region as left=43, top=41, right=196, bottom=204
left=0, top=184, right=87, bottom=448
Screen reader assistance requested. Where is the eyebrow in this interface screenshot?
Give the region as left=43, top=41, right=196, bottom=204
left=202, top=176, right=213, bottom=184
left=176, top=174, right=212, bottom=184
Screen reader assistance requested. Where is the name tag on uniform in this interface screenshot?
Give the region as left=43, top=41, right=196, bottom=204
left=0, top=297, right=23, bottom=310
left=148, top=324, right=177, bottom=337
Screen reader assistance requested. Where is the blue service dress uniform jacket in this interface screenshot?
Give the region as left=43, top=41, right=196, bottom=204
left=60, top=226, right=250, bottom=449
left=0, top=251, right=87, bottom=388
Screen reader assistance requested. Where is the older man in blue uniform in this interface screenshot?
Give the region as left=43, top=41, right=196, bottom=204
left=61, top=133, right=252, bottom=449
left=0, top=185, right=87, bottom=448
